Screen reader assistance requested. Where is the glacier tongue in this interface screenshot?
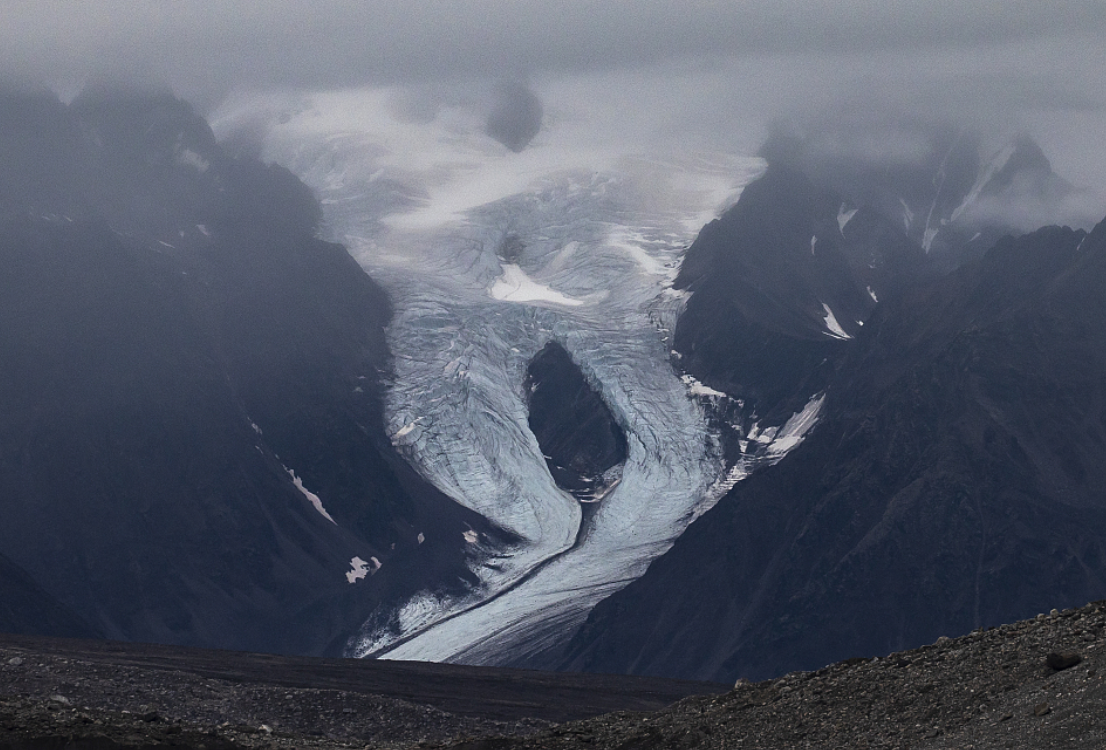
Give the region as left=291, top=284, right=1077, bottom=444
left=221, top=87, right=770, bottom=664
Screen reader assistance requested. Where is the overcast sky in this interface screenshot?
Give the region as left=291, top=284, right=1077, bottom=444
left=3, top=1, right=1105, bottom=200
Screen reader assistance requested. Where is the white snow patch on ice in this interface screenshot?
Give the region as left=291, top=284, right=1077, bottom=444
left=680, top=374, right=728, bottom=399
left=837, top=204, right=858, bottom=234
left=463, top=529, right=479, bottom=544
left=821, top=303, right=852, bottom=340
left=867, top=286, right=879, bottom=303
left=417, top=532, right=425, bottom=545
left=394, top=418, right=422, bottom=439
left=490, top=265, right=584, bottom=307
left=285, top=467, right=336, bottom=525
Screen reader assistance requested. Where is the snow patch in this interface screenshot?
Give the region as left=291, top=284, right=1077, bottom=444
left=285, top=467, right=336, bottom=524
left=821, top=303, right=852, bottom=340
left=867, top=286, right=879, bottom=303
left=489, top=264, right=584, bottom=307
left=394, top=418, right=422, bottom=439
left=810, top=235, right=817, bottom=255
left=680, top=374, right=728, bottom=399
left=767, top=394, right=826, bottom=455
left=837, top=204, right=858, bottom=234
left=922, top=227, right=939, bottom=253
left=346, top=557, right=370, bottom=583
left=346, top=556, right=383, bottom=584
left=899, top=198, right=914, bottom=231
left=463, top=529, right=479, bottom=544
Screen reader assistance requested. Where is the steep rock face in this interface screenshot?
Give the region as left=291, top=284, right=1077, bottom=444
left=673, top=163, right=930, bottom=427
left=524, top=342, right=627, bottom=501
left=0, top=90, right=497, bottom=655
left=562, top=218, right=1106, bottom=682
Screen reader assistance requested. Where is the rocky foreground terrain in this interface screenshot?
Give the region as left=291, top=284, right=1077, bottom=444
left=0, top=633, right=718, bottom=749
left=4, top=601, right=1106, bottom=749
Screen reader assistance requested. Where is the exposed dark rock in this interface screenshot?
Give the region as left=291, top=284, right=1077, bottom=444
left=448, top=600, right=1106, bottom=750
left=0, top=552, right=97, bottom=640
left=672, top=163, right=930, bottom=428
left=1046, top=652, right=1082, bottom=671
left=0, top=89, right=500, bottom=657
left=524, top=342, right=627, bottom=501
left=561, top=217, right=1106, bottom=683
left=757, top=120, right=1089, bottom=271
left=8, top=600, right=1106, bottom=749
left=0, top=631, right=720, bottom=748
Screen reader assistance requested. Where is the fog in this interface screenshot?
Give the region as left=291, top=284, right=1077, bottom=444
left=2, top=1, right=1105, bottom=208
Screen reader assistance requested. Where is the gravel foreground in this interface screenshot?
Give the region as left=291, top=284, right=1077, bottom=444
left=3, top=601, right=1106, bottom=749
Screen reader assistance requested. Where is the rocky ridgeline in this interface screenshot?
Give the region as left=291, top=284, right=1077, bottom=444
left=2, top=601, right=1105, bottom=748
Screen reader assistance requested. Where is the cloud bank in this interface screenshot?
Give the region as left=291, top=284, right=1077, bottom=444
left=2, top=1, right=1104, bottom=202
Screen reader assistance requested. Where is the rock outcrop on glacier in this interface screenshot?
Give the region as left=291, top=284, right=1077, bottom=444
left=525, top=341, right=628, bottom=501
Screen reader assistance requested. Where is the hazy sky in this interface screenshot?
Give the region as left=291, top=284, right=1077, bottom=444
left=3, top=1, right=1105, bottom=199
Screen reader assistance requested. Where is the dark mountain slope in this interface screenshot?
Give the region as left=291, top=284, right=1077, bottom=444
left=0, top=551, right=97, bottom=639
left=562, top=218, right=1106, bottom=682
left=673, top=163, right=930, bottom=428
left=0, top=89, right=501, bottom=655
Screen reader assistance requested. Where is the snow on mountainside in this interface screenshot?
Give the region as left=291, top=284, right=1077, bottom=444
left=214, top=88, right=823, bottom=666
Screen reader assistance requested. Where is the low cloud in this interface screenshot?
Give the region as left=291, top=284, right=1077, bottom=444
left=2, top=2, right=1102, bottom=204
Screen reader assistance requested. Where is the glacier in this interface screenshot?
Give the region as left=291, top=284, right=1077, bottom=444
left=213, top=87, right=817, bottom=665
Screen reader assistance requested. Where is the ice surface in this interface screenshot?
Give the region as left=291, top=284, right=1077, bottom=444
left=219, top=87, right=802, bottom=665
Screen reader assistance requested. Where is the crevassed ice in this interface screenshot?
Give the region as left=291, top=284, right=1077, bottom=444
left=216, top=87, right=802, bottom=665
